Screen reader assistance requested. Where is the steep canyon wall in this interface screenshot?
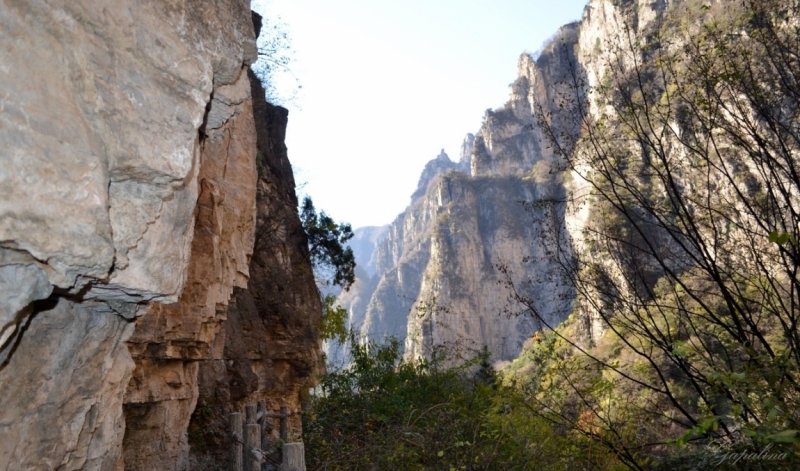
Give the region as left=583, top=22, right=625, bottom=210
left=0, top=2, right=320, bottom=470
left=186, top=70, right=324, bottom=467
left=340, top=0, right=676, bottom=363
left=337, top=26, right=585, bottom=364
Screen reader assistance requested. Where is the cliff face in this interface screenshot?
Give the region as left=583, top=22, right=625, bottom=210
left=186, top=71, right=324, bottom=466
left=0, top=3, right=320, bottom=470
left=399, top=31, right=584, bottom=358
left=343, top=0, right=677, bottom=362
left=120, top=54, right=259, bottom=471
left=345, top=29, right=583, bottom=362
left=564, top=0, right=674, bottom=342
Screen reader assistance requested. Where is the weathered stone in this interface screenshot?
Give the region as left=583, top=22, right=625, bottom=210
left=121, top=364, right=200, bottom=471
left=122, top=65, right=258, bottom=470
left=0, top=0, right=681, bottom=469
left=186, top=72, right=323, bottom=467
left=0, top=0, right=255, bottom=301
left=0, top=0, right=259, bottom=468
left=0, top=263, right=52, bottom=354
left=0, top=298, right=134, bottom=471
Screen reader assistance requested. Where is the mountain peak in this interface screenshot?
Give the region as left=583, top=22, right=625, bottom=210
left=411, top=149, right=463, bottom=201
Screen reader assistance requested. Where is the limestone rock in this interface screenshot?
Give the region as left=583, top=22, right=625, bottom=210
left=343, top=4, right=623, bottom=364
left=121, top=64, right=258, bottom=471
left=0, top=0, right=255, bottom=303
left=355, top=160, right=571, bottom=363
left=0, top=299, right=134, bottom=471
left=458, top=133, right=476, bottom=170
left=0, top=0, right=259, bottom=468
left=0, top=263, right=52, bottom=354
left=185, top=71, right=324, bottom=467
left=411, top=150, right=464, bottom=200
left=325, top=225, right=388, bottom=366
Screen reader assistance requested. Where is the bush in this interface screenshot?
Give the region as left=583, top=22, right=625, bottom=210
left=304, top=336, right=621, bottom=470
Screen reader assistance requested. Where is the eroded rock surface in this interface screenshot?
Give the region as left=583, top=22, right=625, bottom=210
left=121, top=63, right=258, bottom=470
left=0, top=0, right=259, bottom=469
left=0, top=299, right=134, bottom=470
left=186, top=71, right=324, bottom=467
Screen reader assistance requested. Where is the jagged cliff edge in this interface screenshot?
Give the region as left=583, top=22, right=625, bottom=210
left=336, top=0, right=673, bottom=365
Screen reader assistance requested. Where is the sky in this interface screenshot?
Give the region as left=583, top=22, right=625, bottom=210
left=250, top=0, right=589, bottom=228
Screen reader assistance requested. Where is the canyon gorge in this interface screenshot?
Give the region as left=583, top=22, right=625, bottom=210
left=4, top=0, right=795, bottom=469
left=336, top=0, right=674, bottom=365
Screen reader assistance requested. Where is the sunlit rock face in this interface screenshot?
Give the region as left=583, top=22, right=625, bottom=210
left=343, top=29, right=585, bottom=363
left=565, top=0, right=675, bottom=342
left=411, top=149, right=466, bottom=200
left=0, top=1, right=261, bottom=468
left=342, top=0, right=676, bottom=363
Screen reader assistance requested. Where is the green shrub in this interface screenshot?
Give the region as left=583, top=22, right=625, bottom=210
left=305, top=336, right=623, bottom=470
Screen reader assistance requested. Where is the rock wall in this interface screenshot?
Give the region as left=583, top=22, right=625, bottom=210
left=346, top=39, right=582, bottom=360
left=340, top=0, right=677, bottom=363
left=184, top=70, right=324, bottom=467
left=0, top=3, right=320, bottom=470
left=565, top=0, right=675, bottom=343
left=120, top=59, right=258, bottom=471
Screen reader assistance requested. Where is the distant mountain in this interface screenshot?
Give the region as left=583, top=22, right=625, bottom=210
left=333, top=25, right=587, bottom=364
left=348, top=226, right=389, bottom=278
left=335, top=0, right=689, bottom=366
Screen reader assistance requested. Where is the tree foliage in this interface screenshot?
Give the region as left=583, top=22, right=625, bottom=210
left=304, top=337, right=620, bottom=470
left=320, top=294, right=348, bottom=344
left=300, top=196, right=356, bottom=290
left=251, top=11, right=299, bottom=105
left=304, top=1, right=800, bottom=468
left=300, top=196, right=356, bottom=344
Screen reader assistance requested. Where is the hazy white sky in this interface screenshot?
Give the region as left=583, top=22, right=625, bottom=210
left=250, top=0, right=588, bottom=228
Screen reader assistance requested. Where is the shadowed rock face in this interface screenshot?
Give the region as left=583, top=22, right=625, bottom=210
left=0, top=2, right=320, bottom=470
left=120, top=63, right=259, bottom=471
left=121, top=14, right=323, bottom=471
left=185, top=71, right=324, bottom=467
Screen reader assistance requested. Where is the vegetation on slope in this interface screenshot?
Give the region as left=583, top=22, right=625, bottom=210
left=513, top=0, right=800, bottom=468
left=305, top=337, right=621, bottom=471
left=305, top=0, right=800, bottom=469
